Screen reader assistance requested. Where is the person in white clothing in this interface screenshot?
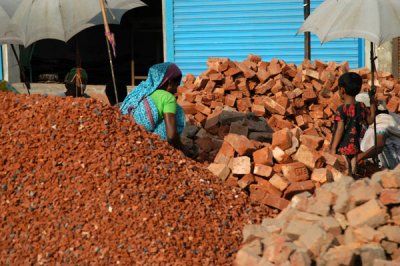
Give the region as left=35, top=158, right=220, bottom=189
left=356, top=92, right=400, bottom=169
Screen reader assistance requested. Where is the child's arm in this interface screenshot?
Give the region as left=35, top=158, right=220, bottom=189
left=330, top=120, right=344, bottom=154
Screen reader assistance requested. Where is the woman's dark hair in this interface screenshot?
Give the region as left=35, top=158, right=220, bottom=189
left=338, top=72, right=362, bottom=97
left=105, top=81, right=127, bottom=106
left=170, top=75, right=182, bottom=86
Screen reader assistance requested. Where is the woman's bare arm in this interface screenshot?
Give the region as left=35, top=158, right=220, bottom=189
left=357, top=134, right=385, bottom=162
left=164, top=113, right=184, bottom=149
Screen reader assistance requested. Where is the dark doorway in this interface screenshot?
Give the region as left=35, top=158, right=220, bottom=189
left=23, top=0, right=162, bottom=86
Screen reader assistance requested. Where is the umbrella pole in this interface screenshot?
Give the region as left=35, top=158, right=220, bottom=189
left=369, top=42, right=378, bottom=165
left=10, top=44, right=31, bottom=95
left=304, top=0, right=311, bottom=60
left=99, top=0, right=119, bottom=104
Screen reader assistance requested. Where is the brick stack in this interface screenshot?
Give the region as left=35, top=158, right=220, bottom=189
left=235, top=166, right=400, bottom=266
left=177, top=55, right=400, bottom=209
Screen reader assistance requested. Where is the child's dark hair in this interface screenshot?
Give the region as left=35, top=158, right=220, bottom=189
left=105, top=81, right=127, bottom=106
left=338, top=72, right=362, bottom=97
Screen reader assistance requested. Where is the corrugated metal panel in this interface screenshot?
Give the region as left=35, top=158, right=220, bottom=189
left=169, top=0, right=363, bottom=77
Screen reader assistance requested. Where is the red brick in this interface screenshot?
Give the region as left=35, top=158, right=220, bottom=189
left=380, top=170, right=400, bottom=189
left=252, top=146, right=274, bottom=166
left=283, top=180, right=315, bottom=200
left=231, top=90, right=243, bottom=99
left=183, top=91, right=199, bottom=103
left=268, top=115, right=293, bottom=129
left=380, top=189, right=400, bottom=205
left=253, top=164, right=273, bottom=178
left=386, top=97, right=400, bottom=113
left=194, top=75, right=209, bottom=89
left=261, top=193, right=290, bottom=210
left=311, top=168, right=333, bottom=183
left=195, top=102, right=211, bottom=115
left=224, top=67, right=241, bottom=77
left=269, top=174, right=289, bottom=191
left=229, top=156, right=251, bottom=175
left=225, top=175, right=239, bottom=187
left=206, top=57, right=230, bottom=72
left=208, top=163, right=230, bottom=181
left=294, top=145, right=325, bottom=169
left=264, top=97, right=286, bottom=115
left=225, top=134, right=256, bottom=156
left=272, top=146, right=292, bottom=164
left=256, top=67, right=271, bottom=83
left=210, top=100, right=223, bottom=109
left=209, top=72, right=224, bottom=81
left=248, top=54, right=262, bottom=63
left=237, top=97, right=252, bottom=112
left=272, top=128, right=292, bottom=150
left=255, top=177, right=282, bottom=196
left=234, top=61, right=256, bottom=79
left=194, top=112, right=207, bottom=124
left=302, top=88, right=318, bottom=103
left=271, top=80, right=283, bottom=94
left=300, top=134, right=324, bottom=150
left=268, top=59, right=282, bottom=76
left=281, top=162, right=310, bottom=182
left=303, top=69, right=320, bottom=80
left=251, top=104, right=265, bottom=117
left=180, top=101, right=197, bottom=115
left=238, top=174, right=255, bottom=189
left=214, top=141, right=235, bottom=164
left=224, top=94, right=237, bottom=107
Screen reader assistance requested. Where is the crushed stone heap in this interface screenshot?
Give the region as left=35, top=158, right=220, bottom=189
left=0, top=92, right=270, bottom=265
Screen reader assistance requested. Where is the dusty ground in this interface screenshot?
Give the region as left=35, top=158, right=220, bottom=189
left=0, top=92, right=271, bottom=265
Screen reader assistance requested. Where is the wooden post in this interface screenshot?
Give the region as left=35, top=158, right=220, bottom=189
left=99, top=0, right=119, bottom=103
left=131, top=25, right=135, bottom=86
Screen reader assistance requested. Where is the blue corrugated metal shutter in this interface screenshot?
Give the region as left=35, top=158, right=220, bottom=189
left=167, top=0, right=363, bottom=77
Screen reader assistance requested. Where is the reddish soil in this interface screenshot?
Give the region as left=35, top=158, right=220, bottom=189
left=0, top=92, right=271, bottom=265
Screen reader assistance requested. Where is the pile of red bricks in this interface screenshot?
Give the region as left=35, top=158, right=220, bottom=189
left=235, top=166, right=400, bottom=265
left=0, top=92, right=271, bottom=265
left=177, top=55, right=400, bottom=210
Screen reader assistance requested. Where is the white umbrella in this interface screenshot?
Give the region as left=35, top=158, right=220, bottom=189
left=0, top=0, right=145, bottom=97
left=298, top=0, right=400, bottom=166
left=298, top=0, right=400, bottom=46
left=0, top=0, right=146, bottom=47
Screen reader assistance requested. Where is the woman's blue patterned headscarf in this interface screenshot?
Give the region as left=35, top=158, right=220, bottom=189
left=120, top=62, right=172, bottom=113
left=119, top=62, right=185, bottom=140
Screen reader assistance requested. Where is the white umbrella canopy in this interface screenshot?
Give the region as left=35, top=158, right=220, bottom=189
left=0, top=6, right=21, bottom=44
left=298, top=0, right=400, bottom=46
left=0, top=0, right=146, bottom=47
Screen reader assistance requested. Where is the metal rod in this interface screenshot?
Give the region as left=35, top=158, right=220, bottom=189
left=10, top=44, right=30, bottom=95
left=304, top=0, right=311, bottom=60
left=370, top=42, right=378, bottom=165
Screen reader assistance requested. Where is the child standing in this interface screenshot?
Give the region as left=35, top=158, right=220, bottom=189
left=330, top=72, right=374, bottom=175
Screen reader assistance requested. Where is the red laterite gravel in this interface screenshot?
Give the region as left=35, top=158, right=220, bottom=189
left=0, top=92, right=271, bottom=265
